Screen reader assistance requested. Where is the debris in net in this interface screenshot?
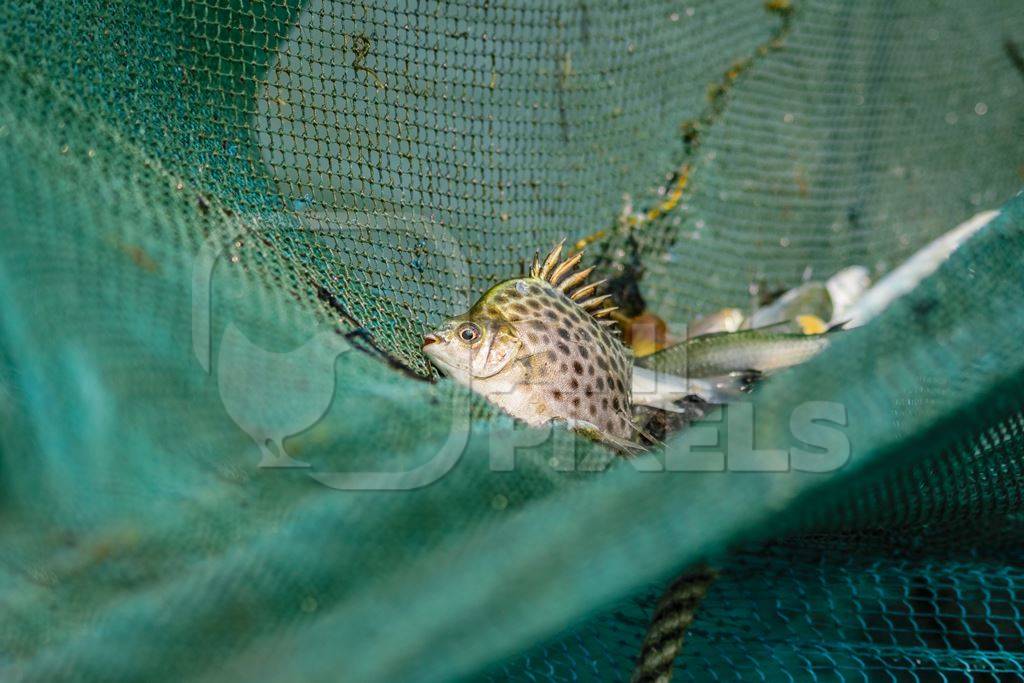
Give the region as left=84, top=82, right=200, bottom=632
left=291, top=193, right=313, bottom=211
left=351, top=34, right=386, bottom=89
left=764, top=0, right=793, bottom=16
left=587, top=0, right=798, bottom=271
left=116, top=242, right=160, bottom=274
left=1005, top=39, right=1024, bottom=81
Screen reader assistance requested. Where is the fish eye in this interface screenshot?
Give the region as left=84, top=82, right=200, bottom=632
left=457, top=322, right=481, bottom=343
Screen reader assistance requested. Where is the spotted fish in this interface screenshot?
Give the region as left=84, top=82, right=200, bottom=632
left=422, top=241, right=653, bottom=452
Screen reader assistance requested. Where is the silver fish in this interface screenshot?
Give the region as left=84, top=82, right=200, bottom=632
left=637, top=328, right=832, bottom=402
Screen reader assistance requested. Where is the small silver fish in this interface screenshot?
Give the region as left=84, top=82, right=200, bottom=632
left=638, top=329, right=832, bottom=382
left=737, top=266, right=870, bottom=334
left=744, top=282, right=833, bottom=331
left=423, top=241, right=648, bottom=451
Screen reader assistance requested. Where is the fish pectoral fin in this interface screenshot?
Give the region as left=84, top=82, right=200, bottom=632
left=564, top=418, right=647, bottom=456
left=626, top=417, right=662, bottom=451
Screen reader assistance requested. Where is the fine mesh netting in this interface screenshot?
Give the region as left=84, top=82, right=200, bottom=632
left=1, top=1, right=1023, bottom=681
left=494, top=537, right=1024, bottom=682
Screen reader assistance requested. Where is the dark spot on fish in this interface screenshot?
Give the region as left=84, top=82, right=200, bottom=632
left=547, top=349, right=558, bottom=361
left=544, top=309, right=559, bottom=321
left=596, top=377, right=604, bottom=391
left=572, top=396, right=580, bottom=407
left=558, top=328, right=571, bottom=341
left=602, top=397, right=608, bottom=409
left=551, top=389, right=563, bottom=400
left=528, top=285, right=542, bottom=295
left=612, top=397, right=621, bottom=411
left=589, top=404, right=596, bottom=416
left=588, top=365, right=595, bottom=376
left=511, top=303, right=528, bottom=317
left=526, top=331, right=538, bottom=343
left=597, top=357, right=609, bottom=371
left=579, top=346, right=589, bottom=359
left=528, top=319, right=546, bottom=331
left=572, top=361, right=584, bottom=374
left=570, top=377, right=579, bottom=390
left=557, top=342, right=571, bottom=355
left=584, top=385, right=593, bottom=398
left=560, top=362, right=568, bottom=372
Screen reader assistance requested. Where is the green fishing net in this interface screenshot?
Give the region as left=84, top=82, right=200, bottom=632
left=1, top=0, right=1023, bottom=680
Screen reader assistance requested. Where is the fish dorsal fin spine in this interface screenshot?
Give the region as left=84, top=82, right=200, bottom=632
left=530, top=241, right=619, bottom=322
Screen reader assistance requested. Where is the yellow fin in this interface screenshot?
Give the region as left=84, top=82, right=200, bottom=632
left=796, top=314, right=827, bottom=335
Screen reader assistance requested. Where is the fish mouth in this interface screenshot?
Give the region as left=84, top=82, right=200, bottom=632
left=421, top=334, right=447, bottom=375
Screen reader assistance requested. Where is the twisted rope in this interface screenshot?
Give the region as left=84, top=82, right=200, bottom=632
left=630, top=565, right=718, bottom=683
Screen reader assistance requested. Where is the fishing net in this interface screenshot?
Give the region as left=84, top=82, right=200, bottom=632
left=1, top=0, right=1022, bottom=680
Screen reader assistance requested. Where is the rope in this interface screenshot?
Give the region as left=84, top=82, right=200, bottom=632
left=630, top=565, right=718, bottom=683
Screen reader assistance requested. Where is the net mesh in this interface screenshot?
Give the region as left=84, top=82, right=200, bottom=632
left=493, top=537, right=1024, bottom=682
left=1, top=0, right=1023, bottom=681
